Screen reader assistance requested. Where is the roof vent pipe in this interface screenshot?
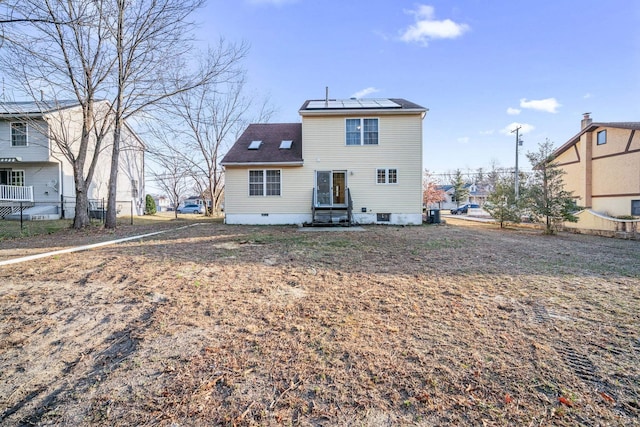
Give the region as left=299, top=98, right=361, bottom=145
left=325, top=86, right=329, bottom=107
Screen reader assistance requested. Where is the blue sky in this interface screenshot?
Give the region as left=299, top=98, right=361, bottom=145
left=201, top=0, right=639, bottom=175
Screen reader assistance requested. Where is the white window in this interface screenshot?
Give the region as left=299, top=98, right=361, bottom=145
left=249, top=170, right=281, bottom=196
left=376, top=168, right=398, bottom=184
left=11, top=122, right=27, bottom=146
left=11, top=170, right=24, bottom=186
left=346, top=118, right=378, bottom=146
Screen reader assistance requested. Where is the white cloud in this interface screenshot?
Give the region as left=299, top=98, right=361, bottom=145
left=351, top=87, right=380, bottom=99
left=457, top=136, right=470, bottom=144
left=583, top=93, right=592, bottom=99
left=479, top=130, right=495, bottom=135
left=507, top=107, right=521, bottom=115
left=500, top=122, right=535, bottom=136
left=400, top=5, right=470, bottom=46
left=519, top=97, right=561, bottom=113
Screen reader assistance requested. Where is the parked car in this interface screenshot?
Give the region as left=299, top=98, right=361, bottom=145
left=177, top=204, right=205, bottom=214
left=450, top=204, right=480, bottom=215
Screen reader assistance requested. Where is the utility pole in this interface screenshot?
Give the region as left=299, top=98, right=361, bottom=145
left=511, top=126, right=522, bottom=199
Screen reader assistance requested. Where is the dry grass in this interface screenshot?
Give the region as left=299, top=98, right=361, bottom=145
left=0, top=218, right=638, bottom=426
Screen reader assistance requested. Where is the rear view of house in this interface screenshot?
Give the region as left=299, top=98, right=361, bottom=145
left=222, top=98, right=427, bottom=225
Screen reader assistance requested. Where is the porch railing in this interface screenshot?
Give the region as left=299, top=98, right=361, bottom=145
left=0, top=185, right=34, bottom=202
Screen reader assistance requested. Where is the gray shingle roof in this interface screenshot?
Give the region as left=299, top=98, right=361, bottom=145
left=0, top=100, right=80, bottom=115
left=221, top=123, right=303, bottom=165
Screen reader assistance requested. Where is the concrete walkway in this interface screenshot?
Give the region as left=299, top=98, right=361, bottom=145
left=0, top=223, right=202, bottom=267
left=442, top=214, right=495, bottom=223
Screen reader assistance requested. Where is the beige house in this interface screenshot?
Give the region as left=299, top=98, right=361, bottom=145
left=222, top=98, right=428, bottom=225
left=554, top=114, right=640, bottom=217
left=0, top=100, right=145, bottom=219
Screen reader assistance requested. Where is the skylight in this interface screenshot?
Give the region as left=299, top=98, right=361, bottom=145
left=248, top=140, right=262, bottom=150
left=279, top=140, right=293, bottom=150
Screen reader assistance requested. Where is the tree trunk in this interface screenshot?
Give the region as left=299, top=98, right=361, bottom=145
left=105, top=122, right=121, bottom=229
left=72, top=180, right=91, bottom=229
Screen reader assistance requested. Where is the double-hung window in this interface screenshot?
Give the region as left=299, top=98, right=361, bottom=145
left=346, top=118, right=378, bottom=145
left=249, top=170, right=281, bottom=196
left=11, top=122, right=27, bottom=147
left=377, top=168, right=398, bottom=184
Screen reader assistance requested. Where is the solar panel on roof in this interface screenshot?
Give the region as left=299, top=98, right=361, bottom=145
left=305, top=99, right=400, bottom=109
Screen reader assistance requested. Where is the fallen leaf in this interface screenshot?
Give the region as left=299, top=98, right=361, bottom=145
left=505, top=393, right=512, bottom=404
left=599, top=391, right=615, bottom=404
left=558, top=396, right=573, bottom=407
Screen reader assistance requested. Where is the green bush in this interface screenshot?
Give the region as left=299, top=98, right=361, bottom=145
left=145, top=194, right=157, bottom=215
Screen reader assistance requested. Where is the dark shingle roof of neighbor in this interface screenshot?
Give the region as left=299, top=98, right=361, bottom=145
left=221, top=123, right=303, bottom=165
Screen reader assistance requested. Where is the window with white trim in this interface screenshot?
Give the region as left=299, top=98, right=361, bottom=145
left=376, top=168, right=398, bottom=184
left=249, top=170, right=281, bottom=196
left=346, top=118, right=378, bottom=145
left=11, top=122, right=27, bottom=146
left=11, top=170, right=24, bottom=186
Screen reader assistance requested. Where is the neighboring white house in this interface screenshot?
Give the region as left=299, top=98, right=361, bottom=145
left=221, top=98, right=428, bottom=225
left=0, top=100, right=145, bottom=219
left=435, top=183, right=490, bottom=211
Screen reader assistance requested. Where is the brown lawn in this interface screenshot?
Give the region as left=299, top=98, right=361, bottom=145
left=0, top=218, right=638, bottom=426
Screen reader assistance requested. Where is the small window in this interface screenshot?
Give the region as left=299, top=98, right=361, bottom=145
left=597, top=130, right=607, bottom=145
left=377, top=213, right=391, bottom=222
left=376, top=168, right=398, bottom=184
left=632, top=200, right=640, bottom=216
left=11, top=122, right=27, bottom=147
left=279, top=140, right=293, bottom=150
left=346, top=118, right=378, bottom=146
left=248, top=140, right=262, bottom=150
left=249, top=170, right=281, bottom=196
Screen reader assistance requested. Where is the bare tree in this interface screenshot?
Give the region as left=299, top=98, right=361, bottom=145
left=1, top=0, right=115, bottom=228
left=166, top=69, right=273, bottom=216
left=103, top=0, right=245, bottom=228
left=2, top=0, right=246, bottom=229
left=146, top=143, right=191, bottom=219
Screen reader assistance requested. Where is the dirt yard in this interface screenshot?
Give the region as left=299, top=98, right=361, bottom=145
left=0, top=218, right=638, bottom=426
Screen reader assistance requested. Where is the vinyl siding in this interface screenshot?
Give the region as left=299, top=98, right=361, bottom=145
left=0, top=119, right=50, bottom=161
left=20, top=163, right=61, bottom=203
left=302, top=114, right=423, bottom=214
left=224, top=166, right=308, bottom=214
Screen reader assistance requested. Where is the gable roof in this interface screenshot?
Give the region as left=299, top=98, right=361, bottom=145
left=221, top=123, right=303, bottom=166
left=554, top=121, right=640, bottom=157
left=299, top=98, right=427, bottom=115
